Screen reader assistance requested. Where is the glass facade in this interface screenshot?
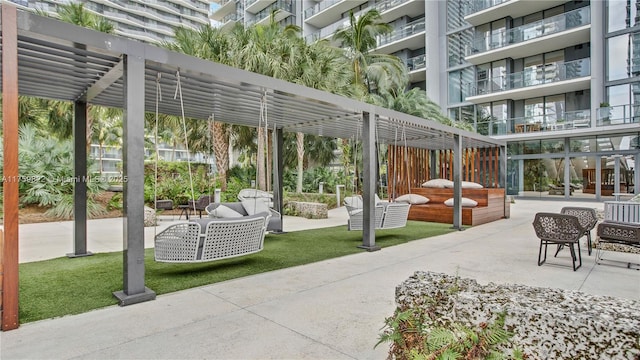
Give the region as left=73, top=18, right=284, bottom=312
left=607, top=32, right=640, bottom=80
left=607, top=0, right=640, bottom=32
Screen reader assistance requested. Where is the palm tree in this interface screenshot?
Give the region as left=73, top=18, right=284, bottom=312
left=92, top=110, right=122, bottom=176
left=333, top=9, right=408, bottom=96
left=369, top=88, right=452, bottom=124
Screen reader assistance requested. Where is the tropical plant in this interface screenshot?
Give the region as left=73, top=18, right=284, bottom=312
left=15, top=124, right=107, bottom=218
left=333, top=9, right=408, bottom=96
left=91, top=107, right=123, bottom=175
left=377, top=308, right=519, bottom=360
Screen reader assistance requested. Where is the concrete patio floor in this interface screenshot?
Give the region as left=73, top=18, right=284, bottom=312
left=1, top=199, right=639, bottom=359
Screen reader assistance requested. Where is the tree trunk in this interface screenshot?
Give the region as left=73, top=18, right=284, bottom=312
left=98, top=142, right=103, bottom=176
left=212, top=121, right=229, bottom=191
left=296, top=132, right=304, bottom=193
left=85, top=105, right=93, bottom=154
left=257, top=126, right=266, bottom=191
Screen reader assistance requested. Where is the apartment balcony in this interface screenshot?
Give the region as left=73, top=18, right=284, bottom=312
left=304, top=0, right=368, bottom=28
left=304, top=0, right=423, bottom=44
left=466, top=58, right=590, bottom=104
left=463, top=0, right=568, bottom=26
left=136, top=0, right=180, bottom=16
left=466, top=6, right=590, bottom=65
left=478, top=109, right=591, bottom=137
left=219, top=12, right=242, bottom=31
left=246, top=0, right=277, bottom=14
left=246, top=0, right=293, bottom=26
left=597, top=104, right=640, bottom=127
left=377, top=0, right=425, bottom=23
left=406, top=54, right=427, bottom=83
left=374, top=19, right=425, bottom=54
left=210, top=0, right=237, bottom=21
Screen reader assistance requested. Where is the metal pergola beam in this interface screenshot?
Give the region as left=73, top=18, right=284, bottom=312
left=82, top=60, right=123, bottom=102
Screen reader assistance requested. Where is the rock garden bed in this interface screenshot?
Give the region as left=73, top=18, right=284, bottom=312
left=381, top=271, right=640, bottom=359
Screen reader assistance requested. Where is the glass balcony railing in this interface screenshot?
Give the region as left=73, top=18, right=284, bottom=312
left=597, top=104, right=640, bottom=126
left=477, top=109, right=591, bottom=136
left=305, top=0, right=342, bottom=19
left=375, top=0, right=411, bottom=13
left=406, top=54, right=427, bottom=71
left=246, top=0, right=293, bottom=26
left=466, top=6, right=590, bottom=56
left=377, top=18, right=425, bottom=47
left=305, top=0, right=411, bottom=43
left=221, top=12, right=243, bottom=23
left=467, top=58, right=590, bottom=96
left=463, top=0, right=510, bottom=16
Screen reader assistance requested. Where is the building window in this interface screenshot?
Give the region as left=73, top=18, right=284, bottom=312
left=448, top=68, right=473, bottom=104
left=607, top=32, right=640, bottom=81
left=608, top=0, right=640, bottom=32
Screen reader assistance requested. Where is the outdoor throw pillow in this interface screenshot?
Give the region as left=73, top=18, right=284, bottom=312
left=395, top=194, right=430, bottom=204
left=241, top=198, right=270, bottom=216
left=444, top=197, right=478, bottom=207
left=422, top=179, right=454, bottom=188
left=461, top=181, right=484, bottom=189
left=209, top=204, right=244, bottom=218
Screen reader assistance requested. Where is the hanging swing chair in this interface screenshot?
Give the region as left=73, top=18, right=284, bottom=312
left=153, top=72, right=271, bottom=263
left=344, top=121, right=410, bottom=231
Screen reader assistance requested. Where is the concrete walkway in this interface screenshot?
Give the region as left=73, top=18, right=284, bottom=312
left=2, top=200, right=639, bottom=359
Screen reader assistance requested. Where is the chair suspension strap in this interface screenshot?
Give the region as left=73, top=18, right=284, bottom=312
left=174, top=70, right=197, bottom=213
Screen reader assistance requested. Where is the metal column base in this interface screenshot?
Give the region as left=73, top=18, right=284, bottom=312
left=113, top=287, right=156, bottom=306
left=450, top=226, right=466, bottom=231
left=357, top=245, right=381, bottom=252
left=66, top=251, right=93, bottom=258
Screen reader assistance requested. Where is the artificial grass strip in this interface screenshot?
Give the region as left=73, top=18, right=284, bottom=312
left=19, top=221, right=453, bottom=323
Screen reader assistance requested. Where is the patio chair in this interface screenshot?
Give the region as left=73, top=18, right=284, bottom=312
left=187, top=195, right=213, bottom=219
left=155, top=199, right=175, bottom=220
left=555, top=207, right=598, bottom=256
left=532, top=212, right=584, bottom=271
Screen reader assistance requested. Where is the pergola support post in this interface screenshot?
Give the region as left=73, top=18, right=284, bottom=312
left=358, top=110, right=380, bottom=251
left=1, top=3, right=20, bottom=331
left=271, top=127, right=285, bottom=233
left=113, top=53, right=156, bottom=306
left=500, top=145, right=510, bottom=218
left=68, top=101, right=92, bottom=258
left=451, top=135, right=463, bottom=230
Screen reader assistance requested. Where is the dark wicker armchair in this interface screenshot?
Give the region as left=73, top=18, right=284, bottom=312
left=559, top=207, right=598, bottom=255
left=533, top=212, right=585, bottom=271
left=187, top=195, right=213, bottom=219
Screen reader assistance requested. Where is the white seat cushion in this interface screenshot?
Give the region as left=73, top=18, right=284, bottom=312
left=395, top=194, right=430, bottom=205
left=444, top=197, right=478, bottom=207
left=241, top=199, right=271, bottom=216
left=422, top=179, right=454, bottom=188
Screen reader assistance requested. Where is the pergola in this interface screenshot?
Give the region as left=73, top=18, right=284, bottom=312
left=0, top=4, right=506, bottom=330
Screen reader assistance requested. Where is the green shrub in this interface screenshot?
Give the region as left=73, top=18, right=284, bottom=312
left=3, top=124, right=107, bottom=218
left=144, top=161, right=214, bottom=205
left=107, top=192, right=123, bottom=210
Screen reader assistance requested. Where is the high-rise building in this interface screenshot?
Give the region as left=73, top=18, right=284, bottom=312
left=10, top=0, right=210, bottom=44
left=444, top=0, right=639, bottom=200
left=210, top=0, right=639, bottom=201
